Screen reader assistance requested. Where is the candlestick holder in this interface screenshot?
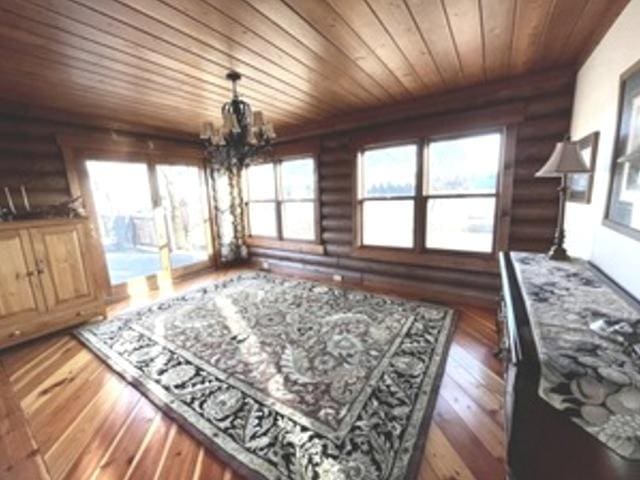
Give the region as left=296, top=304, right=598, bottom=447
left=0, top=206, right=13, bottom=222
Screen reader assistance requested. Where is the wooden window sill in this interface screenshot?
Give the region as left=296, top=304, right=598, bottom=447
left=352, top=246, right=498, bottom=273
left=246, top=237, right=325, bottom=255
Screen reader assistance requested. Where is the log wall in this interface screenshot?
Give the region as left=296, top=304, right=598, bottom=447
left=250, top=69, right=576, bottom=307
left=0, top=114, right=197, bottom=213
left=0, top=68, right=575, bottom=307
left=0, top=117, right=70, bottom=211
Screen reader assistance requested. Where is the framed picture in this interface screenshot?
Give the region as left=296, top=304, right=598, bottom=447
left=605, top=60, right=640, bottom=240
left=567, top=131, right=599, bottom=203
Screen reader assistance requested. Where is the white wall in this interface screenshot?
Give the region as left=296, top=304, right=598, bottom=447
left=567, top=0, right=640, bottom=299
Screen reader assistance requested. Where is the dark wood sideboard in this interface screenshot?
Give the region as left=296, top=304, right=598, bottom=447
left=499, top=251, right=640, bottom=480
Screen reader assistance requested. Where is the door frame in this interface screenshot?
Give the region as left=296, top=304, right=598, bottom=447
left=57, top=132, right=218, bottom=302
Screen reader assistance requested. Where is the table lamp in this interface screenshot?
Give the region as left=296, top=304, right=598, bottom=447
left=535, top=136, right=590, bottom=260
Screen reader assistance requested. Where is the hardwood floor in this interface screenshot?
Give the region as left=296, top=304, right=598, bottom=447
left=0, top=269, right=505, bottom=480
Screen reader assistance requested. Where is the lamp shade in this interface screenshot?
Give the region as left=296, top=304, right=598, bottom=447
left=535, top=139, right=590, bottom=177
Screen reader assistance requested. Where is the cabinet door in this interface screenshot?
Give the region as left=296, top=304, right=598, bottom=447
left=0, top=229, right=46, bottom=323
left=30, top=223, right=96, bottom=312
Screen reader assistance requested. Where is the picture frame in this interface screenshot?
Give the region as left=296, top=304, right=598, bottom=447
left=604, top=60, right=640, bottom=241
left=567, top=131, right=599, bottom=204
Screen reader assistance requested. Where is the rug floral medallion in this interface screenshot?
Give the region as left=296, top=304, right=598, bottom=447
left=76, top=273, right=455, bottom=480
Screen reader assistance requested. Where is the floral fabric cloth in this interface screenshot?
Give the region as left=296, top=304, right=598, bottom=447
left=210, top=165, right=247, bottom=264
left=512, top=252, right=640, bottom=459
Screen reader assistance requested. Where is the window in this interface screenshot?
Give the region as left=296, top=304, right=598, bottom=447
left=245, top=157, right=317, bottom=241
left=425, top=133, right=501, bottom=252
left=246, top=164, right=278, bottom=237
left=280, top=159, right=316, bottom=240
left=357, top=132, right=502, bottom=253
left=359, top=145, right=417, bottom=248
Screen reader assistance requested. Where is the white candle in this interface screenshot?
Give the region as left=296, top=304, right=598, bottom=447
left=20, top=185, right=30, bottom=212
left=222, top=112, right=233, bottom=131
left=200, top=121, right=213, bottom=140
left=253, top=110, right=264, bottom=128
left=4, top=187, right=15, bottom=214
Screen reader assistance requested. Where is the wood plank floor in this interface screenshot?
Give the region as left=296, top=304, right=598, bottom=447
left=0, top=269, right=505, bottom=480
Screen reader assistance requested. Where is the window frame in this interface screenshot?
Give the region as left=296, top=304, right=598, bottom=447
left=355, top=128, right=507, bottom=257
left=356, top=140, right=420, bottom=249
left=244, top=155, right=320, bottom=245
left=244, top=162, right=279, bottom=238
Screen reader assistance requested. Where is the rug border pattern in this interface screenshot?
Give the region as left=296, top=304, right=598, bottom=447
left=75, top=273, right=457, bottom=480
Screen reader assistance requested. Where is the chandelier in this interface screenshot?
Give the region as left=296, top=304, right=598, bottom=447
left=200, top=71, right=276, bottom=170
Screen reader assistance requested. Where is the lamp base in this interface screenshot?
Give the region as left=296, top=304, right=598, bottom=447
left=548, top=243, right=569, bottom=261
left=547, top=176, right=570, bottom=261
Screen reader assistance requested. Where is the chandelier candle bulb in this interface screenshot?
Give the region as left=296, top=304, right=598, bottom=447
left=246, top=127, right=257, bottom=145
left=230, top=114, right=241, bottom=134
left=20, top=185, right=30, bottom=212
left=265, top=122, right=276, bottom=140
left=212, top=128, right=225, bottom=146
left=3, top=187, right=15, bottom=214
left=253, top=110, right=264, bottom=128
left=200, top=122, right=214, bottom=140
left=222, top=112, right=233, bottom=132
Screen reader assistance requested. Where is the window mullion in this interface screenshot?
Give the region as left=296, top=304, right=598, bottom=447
left=414, top=139, right=426, bottom=253
left=274, top=161, right=283, bottom=240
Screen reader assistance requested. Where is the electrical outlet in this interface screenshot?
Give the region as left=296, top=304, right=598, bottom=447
left=332, top=274, right=343, bottom=283
left=261, top=260, right=270, bottom=270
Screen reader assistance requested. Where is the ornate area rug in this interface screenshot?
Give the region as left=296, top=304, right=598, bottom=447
left=76, top=273, right=455, bottom=479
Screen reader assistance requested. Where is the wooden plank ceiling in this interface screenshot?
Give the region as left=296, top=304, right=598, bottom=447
left=0, top=0, right=629, bottom=136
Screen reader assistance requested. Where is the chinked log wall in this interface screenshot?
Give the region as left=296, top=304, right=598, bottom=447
left=0, top=113, right=197, bottom=212
left=250, top=68, right=576, bottom=307
left=0, top=68, right=574, bottom=307
left=0, top=116, right=71, bottom=210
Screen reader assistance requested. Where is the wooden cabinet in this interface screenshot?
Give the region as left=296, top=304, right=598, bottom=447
left=0, top=219, right=104, bottom=349
left=499, top=251, right=640, bottom=480
left=0, top=229, right=46, bottom=320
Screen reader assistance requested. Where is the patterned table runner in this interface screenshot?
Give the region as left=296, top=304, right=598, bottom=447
left=512, top=252, right=640, bottom=459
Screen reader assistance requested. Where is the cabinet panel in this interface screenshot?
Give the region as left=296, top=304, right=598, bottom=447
left=31, top=223, right=95, bottom=311
left=0, top=230, right=45, bottom=319
left=0, top=219, right=104, bottom=349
